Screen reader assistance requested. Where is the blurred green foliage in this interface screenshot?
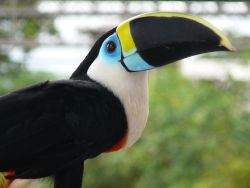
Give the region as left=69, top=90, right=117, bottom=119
left=0, top=0, right=57, bottom=95
left=241, top=45, right=250, bottom=65
left=0, top=62, right=249, bottom=188
left=83, top=66, right=250, bottom=188
left=22, top=18, right=41, bottom=39
left=0, top=52, right=55, bottom=95
left=14, top=64, right=248, bottom=188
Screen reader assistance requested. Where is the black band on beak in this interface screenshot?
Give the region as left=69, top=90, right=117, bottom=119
left=130, top=17, right=229, bottom=67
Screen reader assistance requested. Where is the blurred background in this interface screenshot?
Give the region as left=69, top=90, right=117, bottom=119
left=0, top=0, right=250, bottom=188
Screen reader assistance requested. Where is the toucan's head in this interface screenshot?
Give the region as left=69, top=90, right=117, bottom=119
left=70, top=12, right=233, bottom=148
left=71, top=12, right=233, bottom=79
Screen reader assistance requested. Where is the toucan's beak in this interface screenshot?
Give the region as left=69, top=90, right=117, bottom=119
left=116, top=12, right=234, bottom=72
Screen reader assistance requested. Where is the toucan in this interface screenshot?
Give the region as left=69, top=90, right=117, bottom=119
left=0, top=12, right=233, bottom=188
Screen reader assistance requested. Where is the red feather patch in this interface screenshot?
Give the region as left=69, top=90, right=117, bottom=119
left=105, top=130, right=128, bottom=152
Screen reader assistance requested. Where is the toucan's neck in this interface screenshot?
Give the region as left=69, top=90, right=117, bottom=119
left=87, top=58, right=149, bottom=148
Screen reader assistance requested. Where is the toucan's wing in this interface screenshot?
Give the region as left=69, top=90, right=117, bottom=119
left=0, top=79, right=127, bottom=178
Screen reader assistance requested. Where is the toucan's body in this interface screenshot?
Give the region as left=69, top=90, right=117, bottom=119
left=0, top=79, right=127, bottom=178
left=0, top=12, right=233, bottom=188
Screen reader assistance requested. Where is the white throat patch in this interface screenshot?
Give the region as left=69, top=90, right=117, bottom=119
left=87, top=57, right=149, bottom=148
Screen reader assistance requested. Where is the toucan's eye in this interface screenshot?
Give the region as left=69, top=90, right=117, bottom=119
left=106, top=41, right=116, bottom=53
left=100, top=33, right=121, bottom=63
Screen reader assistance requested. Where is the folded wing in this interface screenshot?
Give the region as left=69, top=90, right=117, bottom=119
left=0, top=79, right=127, bottom=179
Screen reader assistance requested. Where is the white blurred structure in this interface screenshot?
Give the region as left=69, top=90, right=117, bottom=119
left=180, top=58, right=250, bottom=82
left=1, top=1, right=250, bottom=80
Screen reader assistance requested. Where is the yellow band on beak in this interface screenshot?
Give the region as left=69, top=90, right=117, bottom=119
left=116, top=20, right=136, bottom=57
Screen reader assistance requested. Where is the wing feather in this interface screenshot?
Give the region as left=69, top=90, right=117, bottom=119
left=0, top=79, right=127, bottom=178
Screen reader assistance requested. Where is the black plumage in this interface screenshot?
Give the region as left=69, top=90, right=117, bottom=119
left=0, top=78, right=127, bottom=178
left=0, top=78, right=127, bottom=185
left=0, top=27, right=127, bottom=187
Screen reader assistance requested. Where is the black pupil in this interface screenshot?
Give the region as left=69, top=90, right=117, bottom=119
left=106, top=41, right=116, bottom=53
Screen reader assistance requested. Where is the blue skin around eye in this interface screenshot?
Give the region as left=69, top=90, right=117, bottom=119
left=100, top=32, right=155, bottom=71
left=100, top=33, right=122, bottom=63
